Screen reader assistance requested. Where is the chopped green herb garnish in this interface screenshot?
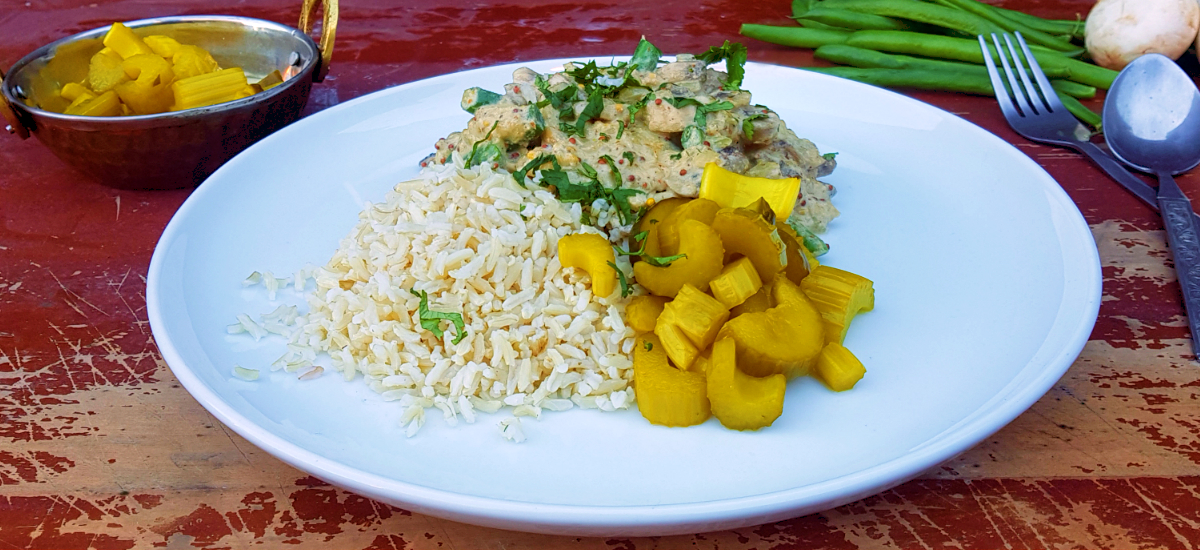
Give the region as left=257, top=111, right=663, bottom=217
left=615, top=120, right=626, bottom=140
left=695, top=41, right=748, bottom=90
left=409, top=289, right=467, bottom=344
left=600, top=155, right=621, bottom=185
left=514, top=153, right=558, bottom=186
left=741, top=112, right=767, bottom=140
left=614, top=233, right=688, bottom=267
left=630, top=37, right=662, bottom=72
left=822, top=152, right=838, bottom=161
left=622, top=151, right=636, bottom=165
left=643, top=340, right=654, bottom=351
left=465, top=121, right=501, bottom=167
left=662, top=97, right=734, bottom=130
left=575, top=88, right=605, bottom=135
left=608, top=261, right=635, bottom=298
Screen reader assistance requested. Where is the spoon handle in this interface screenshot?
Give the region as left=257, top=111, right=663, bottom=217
left=1157, top=174, right=1200, bottom=356
left=1075, top=141, right=1200, bottom=226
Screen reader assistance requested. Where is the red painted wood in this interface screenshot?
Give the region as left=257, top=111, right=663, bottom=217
left=4, top=0, right=1200, bottom=547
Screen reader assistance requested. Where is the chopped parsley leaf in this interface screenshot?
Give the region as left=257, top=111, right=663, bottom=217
left=643, top=340, right=653, bottom=351
left=409, top=289, right=467, bottom=344
left=608, top=261, right=635, bottom=298
left=696, top=41, right=748, bottom=90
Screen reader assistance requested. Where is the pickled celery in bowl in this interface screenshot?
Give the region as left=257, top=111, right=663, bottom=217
left=230, top=38, right=875, bottom=439
left=40, top=21, right=287, bottom=116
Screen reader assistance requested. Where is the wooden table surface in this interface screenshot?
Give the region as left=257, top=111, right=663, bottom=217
left=4, top=0, right=1200, bottom=547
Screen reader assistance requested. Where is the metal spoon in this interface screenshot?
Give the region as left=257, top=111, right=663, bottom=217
left=1104, top=53, right=1200, bottom=355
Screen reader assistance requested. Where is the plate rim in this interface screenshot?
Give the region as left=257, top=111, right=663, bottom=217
left=146, top=57, right=1102, bottom=536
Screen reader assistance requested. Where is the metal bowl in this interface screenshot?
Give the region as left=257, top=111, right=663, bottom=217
left=1, top=5, right=336, bottom=190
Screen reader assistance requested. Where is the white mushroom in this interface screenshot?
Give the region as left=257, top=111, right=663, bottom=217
left=1085, top=0, right=1200, bottom=70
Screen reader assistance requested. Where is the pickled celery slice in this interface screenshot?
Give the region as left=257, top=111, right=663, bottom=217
left=698, top=162, right=802, bottom=220
left=710, top=206, right=786, bottom=284
left=116, top=80, right=173, bottom=115
left=557, top=233, right=617, bottom=298
left=654, top=322, right=699, bottom=371
left=659, top=283, right=729, bottom=350
left=59, top=82, right=93, bottom=101
left=625, top=295, right=668, bottom=333
left=88, top=51, right=129, bottom=93
left=800, top=265, right=874, bottom=345
left=65, top=91, right=121, bottom=117
left=102, top=22, right=154, bottom=59
left=122, top=53, right=174, bottom=86
left=170, top=67, right=249, bottom=111
left=171, top=45, right=221, bottom=80
left=143, top=35, right=183, bottom=58
left=707, top=337, right=786, bottom=431
left=815, top=342, right=865, bottom=392
left=710, top=256, right=763, bottom=309
left=633, top=334, right=710, bottom=427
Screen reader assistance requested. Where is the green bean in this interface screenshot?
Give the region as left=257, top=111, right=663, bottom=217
left=820, top=0, right=1002, bottom=36
left=933, top=0, right=1079, bottom=53
left=1048, top=79, right=1096, bottom=100
left=1057, top=92, right=1102, bottom=130
left=792, top=0, right=818, bottom=19
left=812, top=45, right=1095, bottom=98
left=799, top=6, right=911, bottom=31
left=803, top=66, right=997, bottom=94
left=739, top=24, right=852, bottom=49
left=992, top=6, right=1085, bottom=39
left=794, top=18, right=850, bottom=31
left=803, top=67, right=1100, bottom=122
left=844, top=30, right=1117, bottom=88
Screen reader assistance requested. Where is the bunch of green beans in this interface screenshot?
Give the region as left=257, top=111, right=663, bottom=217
left=740, top=0, right=1113, bottom=129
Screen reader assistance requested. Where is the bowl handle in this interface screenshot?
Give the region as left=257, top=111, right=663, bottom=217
left=298, top=0, right=337, bottom=83
left=0, top=70, right=30, bottom=140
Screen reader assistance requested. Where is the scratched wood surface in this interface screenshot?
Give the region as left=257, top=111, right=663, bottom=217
left=4, top=0, right=1200, bottom=547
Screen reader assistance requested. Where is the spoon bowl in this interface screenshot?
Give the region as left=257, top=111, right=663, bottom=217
left=1103, top=53, right=1200, bottom=176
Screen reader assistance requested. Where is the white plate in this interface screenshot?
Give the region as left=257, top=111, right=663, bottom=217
left=147, top=59, right=1101, bottom=536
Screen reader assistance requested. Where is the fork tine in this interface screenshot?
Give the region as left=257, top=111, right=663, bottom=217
left=991, top=34, right=1034, bottom=117
left=1013, top=31, right=1067, bottom=113
left=1002, top=33, right=1046, bottom=115
left=979, top=35, right=1020, bottom=117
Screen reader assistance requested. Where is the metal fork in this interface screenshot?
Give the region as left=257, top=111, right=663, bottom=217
left=979, top=32, right=1198, bottom=223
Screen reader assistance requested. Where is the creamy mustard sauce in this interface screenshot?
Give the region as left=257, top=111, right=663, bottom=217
left=425, top=53, right=840, bottom=233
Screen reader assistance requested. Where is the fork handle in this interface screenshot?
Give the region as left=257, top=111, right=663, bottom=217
left=1075, top=141, right=1160, bottom=208
left=1158, top=174, right=1200, bottom=357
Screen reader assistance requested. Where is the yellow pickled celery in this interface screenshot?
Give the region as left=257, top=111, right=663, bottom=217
left=718, top=277, right=824, bottom=379
left=88, top=51, right=129, bottom=93
left=707, top=337, right=786, bottom=431
left=710, top=206, right=786, bottom=284
left=557, top=233, right=617, bottom=298
left=698, top=162, right=802, bottom=220
left=234, top=85, right=257, bottom=99
left=65, top=91, right=121, bottom=117
left=633, top=334, right=710, bottom=427
left=710, top=256, right=763, bottom=309
left=625, top=295, right=669, bottom=333
left=730, top=285, right=773, bottom=318
left=654, top=321, right=699, bottom=371
left=102, top=22, right=154, bottom=59
left=659, top=283, right=728, bottom=350
left=115, top=80, right=173, bottom=115
left=815, top=342, right=866, bottom=392
left=657, top=198, right=720, bottom=256
left=97, top=47, right=123, bottom=62
left=59, top=82, right=93, bottom=102
left=776, top=221, right=813, bottom=285
left=170, top=67, right=249, bottom=111
left=62, top=93, right=93, bottom=113
left=122, top=53, right=174, bottom=86
left=633, top=219, right=724, bottom=298
left=143, top=35, right=183, bottom=58
left=632, top=196, right=686, bottom=259
left=256, top=70, right=285, bottom=91
left=171, top=45, right=221, bottom=80
left=800, top=265, right=874, bottom=345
